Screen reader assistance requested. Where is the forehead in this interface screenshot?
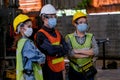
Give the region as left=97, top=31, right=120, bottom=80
left=24, top=21, right=32, bottom=25
left=23, top=21, right=32, bottom=28
left=77, top=17, right=87, bottom=22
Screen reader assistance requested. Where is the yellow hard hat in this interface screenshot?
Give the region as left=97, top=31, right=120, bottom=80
left=72, top=11, right=86, bottom=23
left=13, top=14, right=30, bottom=32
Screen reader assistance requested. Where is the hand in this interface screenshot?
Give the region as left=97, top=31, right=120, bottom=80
left=73, top=49, right=79, bottom=53
left=73, top=48, right=90, bottom=54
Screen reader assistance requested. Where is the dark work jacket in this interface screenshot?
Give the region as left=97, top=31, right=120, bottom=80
left=35, top=26, right=69, bottom=57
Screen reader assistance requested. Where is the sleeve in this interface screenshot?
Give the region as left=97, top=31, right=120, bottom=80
left=65, top=34, right=75, bottom=57
left=57, top=35, right=69, bottom=57
left=36, top=32, right=64, bottom=56
left=22, top=40, right=46, bottom=70
left=91, top=36, right=99, bottom=56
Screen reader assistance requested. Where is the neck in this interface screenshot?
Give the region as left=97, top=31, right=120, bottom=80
left=43, top=25, right=55, bottom=32
left=76, top=30, right=85, bottom=37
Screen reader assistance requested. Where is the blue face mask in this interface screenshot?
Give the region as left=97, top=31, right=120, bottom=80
left=77, top=23, right=88, bottom=32
left=48, top=18, right=57, bottom=28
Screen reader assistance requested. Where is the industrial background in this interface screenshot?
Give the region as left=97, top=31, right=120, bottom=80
left=0, top=0, right=120, bottom=80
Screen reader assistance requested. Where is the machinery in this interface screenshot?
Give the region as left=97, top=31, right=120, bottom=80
left=0, top=0, right=22, bottom=79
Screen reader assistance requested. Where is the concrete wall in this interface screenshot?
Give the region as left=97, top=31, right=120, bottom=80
left=88, top=14, right=120, bottom=58
left=57, top=14, right=120, bottom=58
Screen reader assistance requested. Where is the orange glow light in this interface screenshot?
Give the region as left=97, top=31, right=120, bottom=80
left=19, top=0, right=42, bottom=13
left=92, top=0, right=120, bottom=7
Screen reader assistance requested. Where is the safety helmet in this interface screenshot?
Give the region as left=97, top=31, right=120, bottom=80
left=13, top=14, right=30, bottom=32
left=40, top=4, right=56, bottom=15
left=72, top=11, right=86, bottom=23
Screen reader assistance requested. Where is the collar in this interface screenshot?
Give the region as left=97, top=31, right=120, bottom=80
left=42, top=25, right=55, bottom=33
left=73, top=31, right=87, bottom=37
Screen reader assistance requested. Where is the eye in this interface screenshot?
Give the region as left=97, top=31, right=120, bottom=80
left=28, top=25, right=32, bottom=28
left=45, top=14, right=57, bottom=19
left=51, top=15, right=57, bottom=18
left=77, top=21, right=87, bottom=24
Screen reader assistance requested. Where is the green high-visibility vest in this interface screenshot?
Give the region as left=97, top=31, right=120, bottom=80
left=16, top=38, right=43, bottom=80
left=67, top=33, right=93, bottom=72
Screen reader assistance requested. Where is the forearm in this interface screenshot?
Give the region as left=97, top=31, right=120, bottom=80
left=73, top=48, right=94, bottom=56
left=60, top=37, right=69, bottom=56
left=72, top=53, right=89, bottom=58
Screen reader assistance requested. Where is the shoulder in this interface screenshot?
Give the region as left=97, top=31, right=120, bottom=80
left=24, top=39, right=33, bottom=46
left=65, top=33, right=74, bottom=42
left=36, top=29, right=47, bottom=39
left=37, top=29, right=45, bottom=35
left=23, top=39, right=37, bottom=51
left=66, top=33, right=74, bottom=38
left=86, top=33, right=93, bottom=36
left=86, top=33, right=94, bottom=38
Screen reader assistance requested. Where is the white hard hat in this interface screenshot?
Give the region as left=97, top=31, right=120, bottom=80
left=40, top=4, right=57, bottom=15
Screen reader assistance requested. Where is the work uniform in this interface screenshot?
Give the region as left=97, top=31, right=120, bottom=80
left=16, top=37, right=45, bottom=80
left=35, top=26, right=69, bottom=80
left=65, top=32, right=99, bottom=80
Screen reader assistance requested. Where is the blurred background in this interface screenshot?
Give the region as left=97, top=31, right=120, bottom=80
left=0, top=0, right=120, bottom=80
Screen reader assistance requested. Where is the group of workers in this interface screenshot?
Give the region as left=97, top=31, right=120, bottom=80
left=13, top=4, right=99, bottom=80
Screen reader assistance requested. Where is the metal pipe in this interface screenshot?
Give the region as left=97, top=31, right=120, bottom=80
left=0, top=0, right=4, bottom=8
left=102, top=42, right=106, bottom=69
left=15, top=0, right=19, bottom=8
left=47, top=0, right=51, bottom=4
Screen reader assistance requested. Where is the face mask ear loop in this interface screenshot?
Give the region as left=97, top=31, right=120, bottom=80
left=75, top=21, right=78, bottom=25
left=16, top=23, right=24, bottom=34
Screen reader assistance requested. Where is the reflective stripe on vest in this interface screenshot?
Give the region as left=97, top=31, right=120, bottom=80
left=67, top=33, right=93, bottom=72
left=52, top=57, right=64, bottom=64
left=16, top=38, right=43, bottom=80
left=39, top=29, right=65, bottom=72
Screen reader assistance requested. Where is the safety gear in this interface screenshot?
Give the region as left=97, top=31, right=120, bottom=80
left=40, top=4, right=57, bottom=15
left=77, top=23, right=88, bottom=32
left=72, top=11, right=86, bottom=23
left=24, top=27, right=33, bottom=37
left=16, top=38, right=43, bottom=80
left=38, top=29, right=65, bottom=72
left=66, top=33, right=93, bottom=72
left=16, top=39, right=26, bottom=80
left=48, top=18, right=57, bottom=28
left=32, top=63, right=43, bottom=80
left=13, top=14, right=30, bottom=32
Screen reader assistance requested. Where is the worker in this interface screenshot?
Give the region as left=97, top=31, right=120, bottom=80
left=13, top=14, right=45, bottom=80
left=35, top=4, right=69, bottom=80
left=65, top=11, right=99, bottom=80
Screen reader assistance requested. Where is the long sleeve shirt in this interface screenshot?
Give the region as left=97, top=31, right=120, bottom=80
left=35, top=26, right=69, bottom=57
left=65, top=32, right=99, bottom=57
left=22, top=37, right=45, bottom=80
left=22, top=38, right=45, bottom=70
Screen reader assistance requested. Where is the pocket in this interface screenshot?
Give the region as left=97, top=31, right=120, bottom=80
left=82, top=66, right=97, bottom=78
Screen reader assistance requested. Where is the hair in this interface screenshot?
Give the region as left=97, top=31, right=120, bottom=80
left=12, top=19, right=31, bottom=49
left=12, top=34, right=22, bottom=49
left=16, top=19, right=31, bottom=33
left=74, top=16, right=86, bottom=24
